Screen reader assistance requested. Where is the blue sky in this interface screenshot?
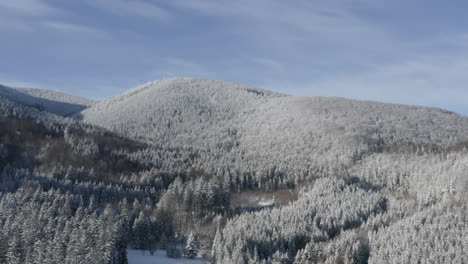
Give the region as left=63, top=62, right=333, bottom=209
left=1, top=0, right=468, bottom=115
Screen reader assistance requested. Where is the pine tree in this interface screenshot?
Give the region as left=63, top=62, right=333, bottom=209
left=6, top=235, right=22, bottom=264
left=114, top=220, right=129, bottom=264
left=132, top=212, right=150, bottom=250
left=185, top=232, right=198, bottom=259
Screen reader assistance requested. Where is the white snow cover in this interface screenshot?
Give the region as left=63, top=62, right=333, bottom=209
left=16, top=87, right=95, bottom=107
left=81, top=77, right=468, bottom=177
left=0, top=84, right=96, bottom=116
left=127, top=250, right=207, bottom=264
left=258, top=199, right=274, bottom=207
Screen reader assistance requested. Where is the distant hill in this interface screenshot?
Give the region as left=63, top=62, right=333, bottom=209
left=82, top=77, right=468, bottom=147
left=81, top=78, right=468, bottom=186
left=0, top=84, right=96, bottom=116
left=80, top=77, right=284, bottom=145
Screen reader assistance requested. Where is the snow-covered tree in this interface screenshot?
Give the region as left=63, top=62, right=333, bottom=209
left=185, top=232, right=198, bottom=259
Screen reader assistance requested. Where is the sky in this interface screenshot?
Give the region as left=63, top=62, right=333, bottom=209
left=1, top=0, right=468, bottom=115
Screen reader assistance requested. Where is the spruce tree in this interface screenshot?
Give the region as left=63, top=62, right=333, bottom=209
left=185, top=232, right=198, bottom=259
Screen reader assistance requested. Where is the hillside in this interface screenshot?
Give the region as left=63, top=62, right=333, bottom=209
left=81, top=78, right=468, bottom=188
left=0, top=94, right=217, bottom=263
left=0, top=84, right=96, bottom=116
left=16, top=87, right=96, bottom=108
left=82, top=77, right=468, bottom=150
left=80, top=77, right=284, bottom=144
left=1, top=78, right=467, bottom=263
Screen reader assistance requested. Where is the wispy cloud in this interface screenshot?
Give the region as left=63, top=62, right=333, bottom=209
left=42, top=21, right=104, bottom=35
left=0, top=0, right=63, bottom=31
left=2, top=0, right=468, bottom=115
left=167, top=0, right=379, bottom=36
left=252, top=58, right=283, bottom=71
left=149, top=57, right=212, bottom=80
left=86, top=0, right=171, bottom=21
left=0, top=16, right=33, bottom=31
left=167, top=0, right=468, bottom=115
left=260, top=36, right=468, bottom=115
left=168, top=0, right=397, bottom=65
left=0, top=0, right=62, bottom=16
left=0, top=74, right=52, bottom=89
left=309, top=55, right=468, bottom=106
left=165, top=58, right=206, bottom=71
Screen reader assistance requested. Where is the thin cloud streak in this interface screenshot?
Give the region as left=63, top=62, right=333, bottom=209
left=0, top=0, right=62, bottom=16
left=150, top=57, right=213, bottom=80
left=261, top=43, right=468, bottom=115
left=167, top=0, right=402, bottom=67
left=41, top=21, right=104, bottom=35
left=251, top=58, right=284, bottom=72
left=86, top=0, right=171, bottom=21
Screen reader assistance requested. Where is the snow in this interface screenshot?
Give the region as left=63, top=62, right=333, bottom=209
left=127, top=250, right=207, bottom=264
left=16, top=87, right=96, bottom=107
left=80, top=77, right=468, bottom=194
left=0, top=84, right=96, bottom=116
left=81, top=78, right=468, bottom=161
left=258, top=199, right=274, bottom=207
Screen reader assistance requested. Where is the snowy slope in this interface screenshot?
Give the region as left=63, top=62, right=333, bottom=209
left=82, top=78, right=468, bottom=148
left=16, top=87, right=95, bottom=107
left=127, top=250, right=207, bottom=264
left=80, top=77, right=468, bottom=186
left=0, top=84, right=96, bottom=116
left=80, top=77, right=284, bottom=145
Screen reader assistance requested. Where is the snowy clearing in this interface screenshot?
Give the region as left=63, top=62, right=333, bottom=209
left=258, top=199, right=274, bottom=206
left=127, top=250, right=207, bottom=264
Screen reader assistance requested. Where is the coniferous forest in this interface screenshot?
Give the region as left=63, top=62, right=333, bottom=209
left=0, top=78, right=467, bottom=263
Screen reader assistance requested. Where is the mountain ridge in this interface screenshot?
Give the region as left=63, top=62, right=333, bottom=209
left=81, top=77, right=468, bottom=148
left=79, top=77, right=468, bottom=190
left=0, top=84, right=96, bottom=116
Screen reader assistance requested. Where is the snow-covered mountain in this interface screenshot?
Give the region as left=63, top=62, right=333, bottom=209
left=0, top=84, right=96, bottom=116
left=2, top=77, right=468, bottom=263
left=80, top=77, right=283, bottom=144
left=81, top=78, right=468, bottom=183
left=82, top=77, right=468, bottom=146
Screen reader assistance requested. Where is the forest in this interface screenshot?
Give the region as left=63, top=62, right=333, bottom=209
left=0, top=78, right=467, bottom=263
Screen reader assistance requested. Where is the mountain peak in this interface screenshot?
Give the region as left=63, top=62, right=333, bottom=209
left=119, top=77, right=283, bottom=99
